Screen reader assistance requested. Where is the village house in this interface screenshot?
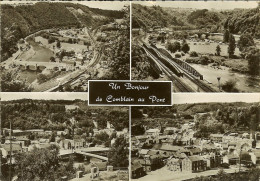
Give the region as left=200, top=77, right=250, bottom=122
left=145, top=129, right=160, bottom=137
left=167, top=158, right=182, bottom=172
left=1, top=144, right=22, bottom=158
left=249, top=150, right=260, bottom=165
left=223, top=154, right=239, bottom=165
left=182, top=155, right=206, bottom=172
left=131, top=161, right=146, bottom=179
left=210, top=134, right=223, bottom=143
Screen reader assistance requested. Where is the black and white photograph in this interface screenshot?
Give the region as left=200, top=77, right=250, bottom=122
left=0, top=92, right=129, bottom=181
left=131, top=1, right=260, bottom=92
left=131, top=93, right=260, bottom=181
left=1, top=1, right=130, bottom=92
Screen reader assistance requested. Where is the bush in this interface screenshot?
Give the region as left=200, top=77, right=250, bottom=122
left=190, top=51, right=198, bottom=57
left=175, top=53, right=181, bottom=58
left=220, top=163, right=229, bottom=169
left=200, top=56, right=209, bottom=65
left=221, top=80, right=239, bottom=92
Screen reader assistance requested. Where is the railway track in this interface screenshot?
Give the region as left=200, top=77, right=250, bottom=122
left=142, top=46, right=193, bottom=92
left=152, top=46, right=216, bottom=92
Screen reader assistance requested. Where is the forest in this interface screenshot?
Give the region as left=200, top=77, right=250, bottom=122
left=1, top=2, right=125, bottom=61
left=132, top=102, right=260, bottom=136
left=132, top=3, right=260, bottom=38
left=1, top=99, right=128, bottom=134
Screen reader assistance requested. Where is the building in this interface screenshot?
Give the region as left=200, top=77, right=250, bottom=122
left=210, top=134, right=223, bottom=143
left=131, top=161, right=145, bottom=179
left=0, top=144, right=22, bottom=158
left=182, top=155, right=206, bottom=172
left=167, top=158, right=182, bottom=172
left=145, top=129, right=160, bottom=137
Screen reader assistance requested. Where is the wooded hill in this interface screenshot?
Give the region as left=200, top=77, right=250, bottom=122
left=1, top=99, right=128, bottom=132
left=1, top=2, right=125, bottom=61
left=132, top=3, right=260, bottom=38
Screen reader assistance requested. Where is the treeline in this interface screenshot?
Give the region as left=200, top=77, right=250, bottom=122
left=132, top=4, right=185, bottom=29
left=1, top=99, right=128, bottom=132
left=224, top=7, right=260, bottom=39
left=132, top=102, right=260, bottom=136
left=1, top=2, right=125, bottom=61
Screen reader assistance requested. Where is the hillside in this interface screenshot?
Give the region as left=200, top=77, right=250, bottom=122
left=132, top=4, right=185, bottom=29
left=132, top=3, right=260, bottom=38
left=1, top=99, right=128, bottom=132
left=1, top=2, right=124, bottom=61
left=224, top=8, right=260, bottom=39
left=132, top=102, right=260, bottom=135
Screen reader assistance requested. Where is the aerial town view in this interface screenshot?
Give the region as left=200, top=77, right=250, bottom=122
left=132, top=1, right=260, bottom=92
left=131, top=94, right=260, bottom=181
left=1, top=1, right=130, bottom=92
left=0, top=93, right=129, bottom=181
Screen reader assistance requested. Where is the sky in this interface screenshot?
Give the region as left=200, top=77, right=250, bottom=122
left=173, top=93, right=260, bottom=104
left=1, top=92, right=88, bottom=101
left=1, top=1, right=129, bottom=11
left=134, top=1, right=259, bottom=10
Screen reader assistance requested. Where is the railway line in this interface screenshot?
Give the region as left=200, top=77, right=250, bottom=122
left=138, top=39, right=217, bottom=92
left=142, top=45, right=193, bottom=92
left=152, top=46, right=216, bottom=92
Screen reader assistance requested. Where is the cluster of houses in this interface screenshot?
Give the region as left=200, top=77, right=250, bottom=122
left=0, top=117, right=128, bottom=168
left=131, top=120, right=260, bottom=179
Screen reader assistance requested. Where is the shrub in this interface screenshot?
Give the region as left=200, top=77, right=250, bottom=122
left=221, top=80, right=239, bottom=92
left=175, top=53, right=181, bottom=58
left=190, top=51, right=198, bottom=57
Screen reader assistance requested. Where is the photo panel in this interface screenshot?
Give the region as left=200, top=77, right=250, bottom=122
left=1, top=1, right=130, bottom=92
left=131, top=93, right=260, bottom=180
left=131, top=1, right=260, bottom=93
left=0, top=92, right=130, bottom=181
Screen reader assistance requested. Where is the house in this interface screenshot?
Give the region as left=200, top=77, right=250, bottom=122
left=167, top=158, right=182, bottom=172
left=190, top=147, right=202, bottom=156
left=164, top=127, right=178, bottom=135
left=145, top=129, right=160, bottom=137
left=131, top=161, right=145, bottom=179
left=250, top=150, right=260, bottom=165
left=210, top=134, right=223, bottom=143
left=223, top=154, right=239, bottom=165
left=1, top=144, right=22, bottom=158
left=182, top=155, right=206, bottom=172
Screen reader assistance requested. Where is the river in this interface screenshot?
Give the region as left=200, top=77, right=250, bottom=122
left=27, top=39, right=54, bottom=62
left=191, top=64, right=260, bottom=92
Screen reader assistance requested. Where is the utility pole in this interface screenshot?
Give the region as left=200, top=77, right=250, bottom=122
left=217, top=77, right=221, bottom=91
left=9, top=122, right=12, bottom=181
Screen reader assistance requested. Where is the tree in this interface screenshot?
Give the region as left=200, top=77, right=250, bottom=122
left=181, top=43, right=190, bottom=53
left=68, top=38, right=73, bottom=44
left=1, top=70, right=32, bottom=92
left=108, top=136, right=128, bottom=167
left=228, top=34, right=236, bottom=58
left=223, top=29, right=230, bottom=43
left=14, top=145, right=74, bottom=181
left=216, top=45, right=221, bottom=56
left=56, top=40, right=61, bottom=48
left=222, top=80, right=239, bottom=92
left=50, top=56, right=55, bottom=62
left=166, top=41, right=181, bottom=53
left=245, top=46, right=260, bottom=75
left=238, top=33, right=254, bottom=52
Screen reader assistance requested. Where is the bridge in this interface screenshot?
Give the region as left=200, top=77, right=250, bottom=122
left=75, top=151, right=108, bottom=161
left=1, top=60, right=88, bottom=71
left=59, top=147, right=109, bottom=161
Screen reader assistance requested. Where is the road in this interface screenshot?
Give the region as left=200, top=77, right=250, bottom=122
left=133, top=166, right=243, bottom=181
